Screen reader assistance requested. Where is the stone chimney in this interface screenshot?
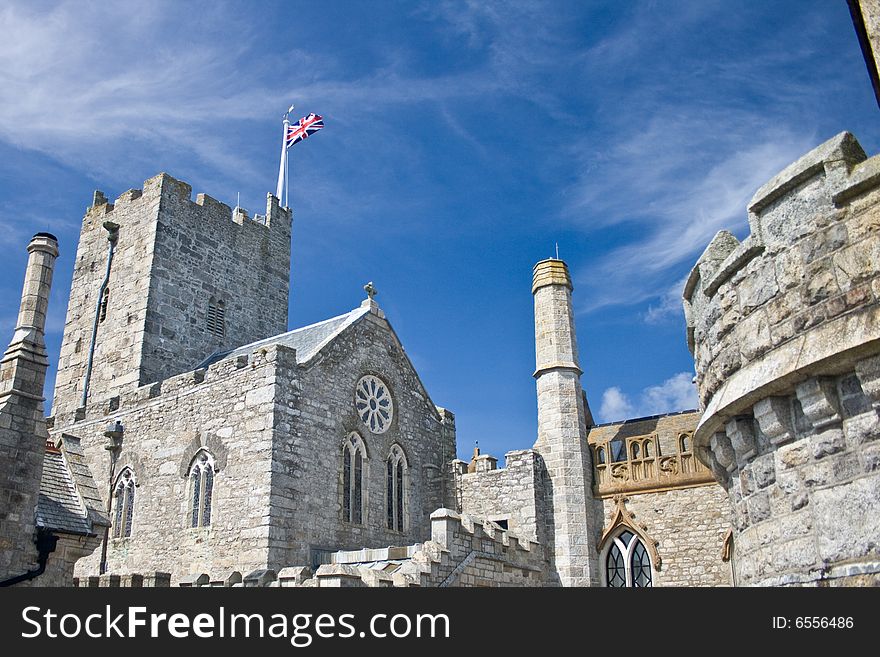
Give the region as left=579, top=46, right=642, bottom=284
left=0, top=232, right=59, bottom=580
left=531, top=258, right=598, bottom=587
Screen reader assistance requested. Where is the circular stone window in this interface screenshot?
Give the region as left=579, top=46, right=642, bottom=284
left=356, top=375, right=393, bottom=433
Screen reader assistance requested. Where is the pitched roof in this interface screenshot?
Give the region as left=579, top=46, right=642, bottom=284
left=36, top=437, right=110, bottom=536
left=37, top=447, right=92, bottom=535
left=195, top=305, right=370, bottom=370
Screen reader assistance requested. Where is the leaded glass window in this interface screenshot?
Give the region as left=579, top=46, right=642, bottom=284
left=343, top=448, right=352, bottom=522
left=342, top=433, right=366, bottom=524
left=112, top=468, right=135, bottom=538
left=386, top=444, right=407, bottom=532
left=189, top=451, right=215, bottom=528
left=355, top=375, right=393, bottom=434
left=604, top=528, right=653, bottom=587
left=353, top=451, right=363, bottom=524
left=631, top=539, right=652, bottom=587
left=606, top=543, right=626, bottom=587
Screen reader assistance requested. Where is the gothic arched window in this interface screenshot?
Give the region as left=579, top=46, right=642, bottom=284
left=386, top=444, right=408, bottom=532
left=112, top=468, right=135, bottom=538
left=604, top=529, right=653, bottom=587
left=342, top=433, right=367, bottom=524
left=189, top=451, right=215, bottom=528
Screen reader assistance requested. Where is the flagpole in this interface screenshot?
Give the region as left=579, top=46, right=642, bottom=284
left=276, top=117, right=288, bottom=201
left=276, top=105, right=294, bottom=203
left=286, top=134, right=290, bottom=208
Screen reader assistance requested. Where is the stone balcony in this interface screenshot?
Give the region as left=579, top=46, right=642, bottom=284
left=592, top=429, right=715, bottom=497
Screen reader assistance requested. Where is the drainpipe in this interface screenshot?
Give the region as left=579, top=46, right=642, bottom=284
left=0, top=529, right=59, bottom=587
left=80, top=221, right=119, bottom=410
left=99, top=420, right=124, bottom=575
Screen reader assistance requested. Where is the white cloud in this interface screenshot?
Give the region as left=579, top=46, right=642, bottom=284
left=598, top=372, right=699, bottom=423
left=599, top=386, right=634, bottom=423
left=643, top=275, right=688, bottom=324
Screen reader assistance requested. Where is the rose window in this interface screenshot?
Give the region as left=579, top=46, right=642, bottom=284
left=356, top=375, right=393, bottom=433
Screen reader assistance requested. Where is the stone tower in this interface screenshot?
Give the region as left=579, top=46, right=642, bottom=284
left=0, top=233, right=59, bottom=579
left=51, top=173, right=292, bottom=424
left=685, top=132, right=880, bottom=586
left=531, top=258, right=599, bottom=586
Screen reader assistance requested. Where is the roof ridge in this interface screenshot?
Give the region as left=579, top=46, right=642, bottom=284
left=193, top=305, right=371, bottom=370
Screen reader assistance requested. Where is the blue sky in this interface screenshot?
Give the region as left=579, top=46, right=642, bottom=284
left=1, top=1, right=878, bottom=461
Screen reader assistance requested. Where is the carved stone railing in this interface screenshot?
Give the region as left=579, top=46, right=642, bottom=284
left=593, top=432, right=715, bottom=496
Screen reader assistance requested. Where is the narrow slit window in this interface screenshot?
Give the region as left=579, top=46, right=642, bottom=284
left=206, top=298, right=226, bottom=337
left=99, top=287, right=110, bottom=323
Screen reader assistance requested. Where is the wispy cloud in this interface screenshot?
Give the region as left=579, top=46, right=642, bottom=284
left=598, top=372, right=699, bottom=423
left=557, top=2, right=839, bottom=320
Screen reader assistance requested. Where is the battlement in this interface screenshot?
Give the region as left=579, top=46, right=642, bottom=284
left=86, top=508, right=549, bottom=588
left=55, top=342, right=299, bottom=426
left=683, top=131, right=880, bottom=449
left=87, top=172, right=290, bottom=231
left=52, top=171, right=292, bottom=421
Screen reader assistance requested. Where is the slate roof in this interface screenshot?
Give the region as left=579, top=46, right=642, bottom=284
left=195, top=305, right=369, bottom=370
left=36, top=438, right=110, bottom=536
left=36, top=446, right=91, bottom=535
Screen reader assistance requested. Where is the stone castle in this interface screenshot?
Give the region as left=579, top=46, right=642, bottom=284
left=3, top=128, right=877, bottom=588
left=3, top=1, right=880, bottom=583
left=0, top=169, right=732, bottom=587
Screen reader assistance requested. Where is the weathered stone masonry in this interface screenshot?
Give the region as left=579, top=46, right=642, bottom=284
left=62, top=300, right=456, bottom=584
left=685, top=132, right=880, bottom=586
left=0, top=234, right=61, bottom=579
left=51, top=173, right=291, bottom=424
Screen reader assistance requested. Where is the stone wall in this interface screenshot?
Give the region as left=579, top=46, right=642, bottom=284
left=587, top=411, right=714, bottom=496
left=51, top=173, right=291, bottom=424
left=62, top=344, right=286, bottom=584
left=684, top=132, right=880, bottom=585
left=455, top=449, right=546, bottom=544
left=601, top=487, right=731, bottom=587
left=587, top=412, right=731, bottom=586
left=15, top=534, right=103, bottom=587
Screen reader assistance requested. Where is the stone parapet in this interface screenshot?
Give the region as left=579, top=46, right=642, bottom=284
left=589, top=412, right=714, bottom=497
left=194, top=509, right=552, bottom=588
left=685, top=132, right=880, bottom=448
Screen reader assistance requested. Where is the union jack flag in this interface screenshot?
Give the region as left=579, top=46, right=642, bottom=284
left=286, top=113, right=324, bottom=149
